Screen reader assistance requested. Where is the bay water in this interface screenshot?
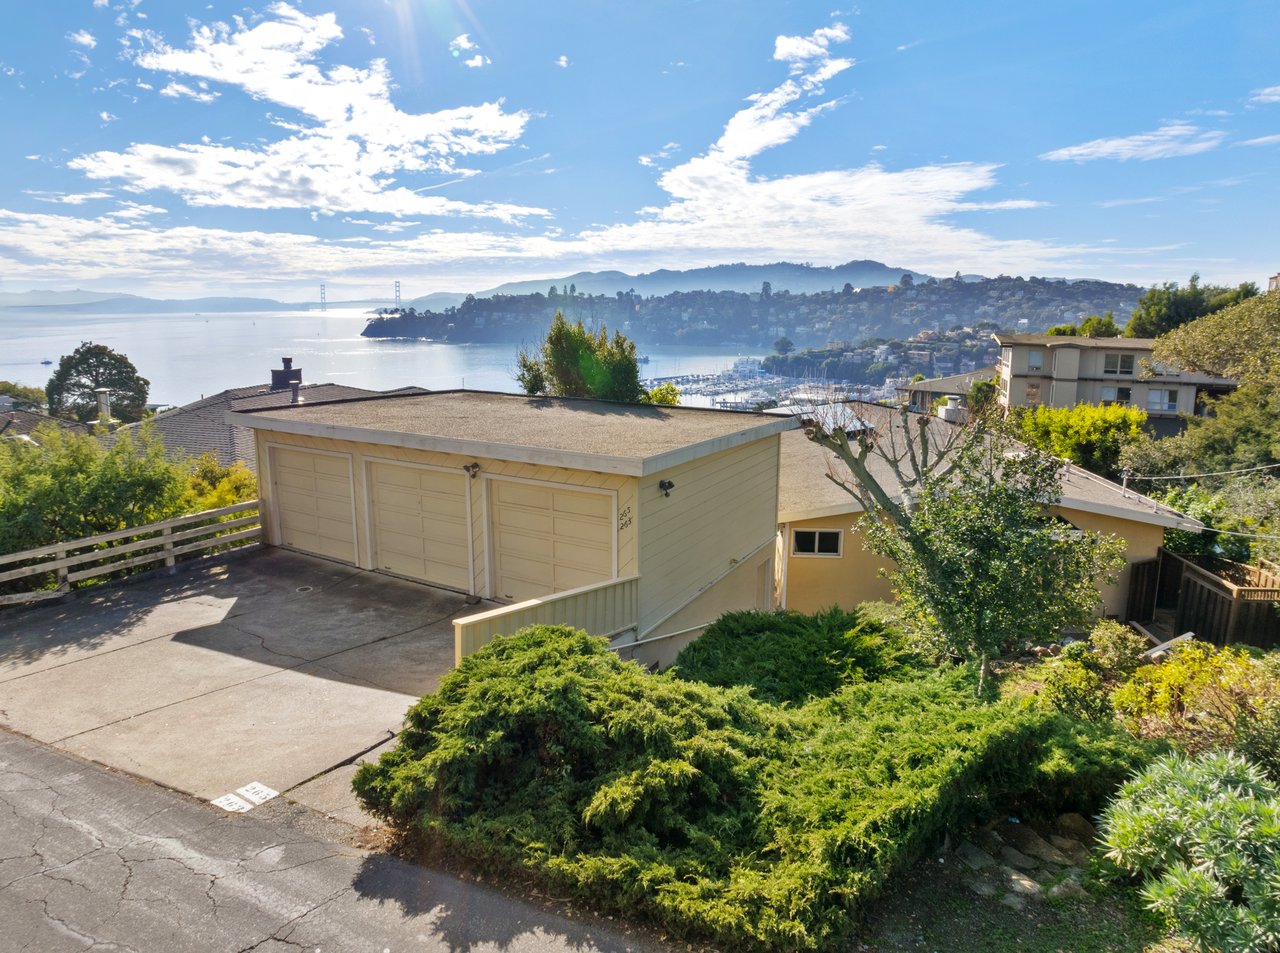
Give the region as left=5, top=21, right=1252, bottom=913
left=0, top=309, right=766, bottom=408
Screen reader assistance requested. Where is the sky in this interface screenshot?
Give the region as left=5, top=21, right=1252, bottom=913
left=1, top=0, right=1277, bottom=300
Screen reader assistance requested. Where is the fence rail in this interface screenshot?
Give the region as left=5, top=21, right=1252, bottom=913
left=0, top=501, right=262, bottom=607
left=453, top=575, right=639, bottom=664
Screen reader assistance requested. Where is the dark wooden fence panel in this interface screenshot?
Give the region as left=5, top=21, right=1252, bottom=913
left=1126, top=558, right=1159, bottom=624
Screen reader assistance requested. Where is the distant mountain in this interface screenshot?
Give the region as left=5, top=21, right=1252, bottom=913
left=2, top=294, right=298, bottom=313
left=406, top=260, right=935, bottom=310
left=0, top=289, right=141, bottom=307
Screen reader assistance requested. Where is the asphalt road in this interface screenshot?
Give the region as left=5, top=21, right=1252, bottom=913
left=0, top=729, right=671, bottom=953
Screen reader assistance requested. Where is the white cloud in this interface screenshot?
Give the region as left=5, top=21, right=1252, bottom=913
left=93, top=0, right=109, bottom=6
left=1250, top=85, right=1280, bottom=104
left=68, top=30, right=98, bottom=49
left=158, top=81, right=219, bottom=103
left=360, top=26, right=376, bottom=46
left=555, top=55, right=569, bottom=68
left=638, top=142, right=680, bottom=168
left=449, top=34, right=477, bottom=53
left=463, top=54, right=491, bottom=69
left=1095, top=196, right=1165, bottom=208
left=1240, top=133, right=1280, bottom=146
left=1040, top=123, right=1226, bottom=161
left=23, top=190, right=114, bottom=205
left=72, top=4, right=538, bottom=220
left=99, top=111, right=118, bottom=123
left=15, top=16, right=1098, bottom=294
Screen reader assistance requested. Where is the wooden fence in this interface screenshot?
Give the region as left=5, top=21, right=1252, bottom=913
left=0, top=501, right=261, bottom=608
left=1166, top=550, right=1280, bottom=650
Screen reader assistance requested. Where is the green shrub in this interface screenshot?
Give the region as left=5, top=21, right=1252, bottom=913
left=355, top=625, right=1052, bottom=951
left=1020, top=715, right=1162, bottom=819
left=670, top=606, right=918, bottom=704
left=1089, top=619, right=1148, bottom=679
left=1111, top=640, right=1280, bottom=754
left=1099, top=750, right=1280, bottom=952
left=1236, top=705, right=1280, bottom=785
left=1041, top=643, right=1112, bottom=721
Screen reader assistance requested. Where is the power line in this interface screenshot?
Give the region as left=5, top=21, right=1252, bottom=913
left=1128, top=461, right=1280, bottom=481
left=1191, top=525, right=1280, bottom=543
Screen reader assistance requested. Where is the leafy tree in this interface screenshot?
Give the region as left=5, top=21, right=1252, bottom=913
left=772, top=336, right=794, bottom=355
left=965, top=377, right=997, bottom=411
left=1151, top=289, right=1279, bottom=386
left=1018, top=403, right=1148, bottom=480
left=1124, top=273, right=1257, bottom=338
left=1046, top=322, right=1079, bottom=336
left=807, top=408, right=1125, bottom=690
left=515, top=311, right=644, bottom=402
left=0, top=422, right=187, bottom=556
left=1079, top=312, right=1122, bottom=337
left=0, top=380, right=47, bottom=410
left=181, top=453, right=257, bottom=512
left=643, top=381, right=681, bottom=406
left=761, top=280, right=772, bottom=299
left=899, top=273, right=914, bottom=288
left=46, top=341, right=150, bottom=423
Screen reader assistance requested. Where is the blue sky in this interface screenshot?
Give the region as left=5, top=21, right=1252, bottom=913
left=1, top=0, right=1277, bottom=299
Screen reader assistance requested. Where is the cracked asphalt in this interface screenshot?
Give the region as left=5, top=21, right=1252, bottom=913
left=0, top=729, right=672, bottom=953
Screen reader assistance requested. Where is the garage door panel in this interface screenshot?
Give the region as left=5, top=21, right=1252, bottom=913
left=270, top=448, right=356, bottom=565
left=490, top=481, right=614, bottom=601
left=369, top=463, right=471, bottom=590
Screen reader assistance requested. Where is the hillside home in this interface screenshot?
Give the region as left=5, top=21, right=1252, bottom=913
left=775, top=404, right=1203, bottom=623
left=993, top=333, right=1234, bottom=436
left=897, top=365, right=998, bottom=414
left=226, top=390, right=796, bottom=666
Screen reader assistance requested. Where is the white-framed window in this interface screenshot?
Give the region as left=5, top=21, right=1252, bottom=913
left=1104, top=353, right=1135, bottom=375
left=1026, top=349, right=1044, bottom=372
left=1147, top=388, right=1178, bottom=412
left=793, top=529, right=843, bottom=557
left=1101, top=386, right=1132, bottom=405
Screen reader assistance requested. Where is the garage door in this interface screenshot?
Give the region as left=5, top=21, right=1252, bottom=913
left=490, top=481, right=614, bottom=602
left=370, top=462, right=470, bottom=590
left=269, top=447, right=356, bottom=564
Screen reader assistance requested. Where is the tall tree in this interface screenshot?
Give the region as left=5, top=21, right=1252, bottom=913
left=516, top=312, right=644, bottom=402
left=1124, top=274, right=1258, bottom=338
left=46, top=342, right=149, bottom=423
left=1018, top=403, right=1148, bottom=480
left=807, top=406, right=1124, bottom=690
left=0, top=380, right=47, bottom=410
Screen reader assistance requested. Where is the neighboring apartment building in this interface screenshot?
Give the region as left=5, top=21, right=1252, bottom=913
left=993, top=333, right=1234, bottom=436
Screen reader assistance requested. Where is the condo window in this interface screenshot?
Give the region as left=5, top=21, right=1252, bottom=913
left=1147, top=388, right=1178, bottom=412
left=1104, top=353, right=1135, bottom=375
left=1025, top=381, right=1042, bottom=405
left=793, top=529, right=842, bottom=557
left=1101, top=386, right=1132, bottom=405
left=1027, top=350, right=1044, bottom=372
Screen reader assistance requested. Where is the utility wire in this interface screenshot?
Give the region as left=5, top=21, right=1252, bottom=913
left=1192, top=525, right=1280, bottom=543
left=1129, top=461, right=1280, bottom=481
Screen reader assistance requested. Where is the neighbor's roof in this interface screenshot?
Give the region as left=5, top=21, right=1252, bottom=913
left=777, top=401, right=1201, bottom=530
left=993, top=333, right=1155, bottom=350
left=0, top=409, right=90, bottom=439
left=896, top=365, right=998, bottom=394
left=113, top=382, right=384, bottom=468
left=229, top=389, right=799, bottom=476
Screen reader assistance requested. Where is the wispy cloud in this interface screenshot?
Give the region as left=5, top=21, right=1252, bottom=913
left=99, top=111, right=118, bottom=124
left=1096, top=195, right=1165, bottom=208
left=23, top=190, right=114, bottom=205
left=638, top=142, right=680, bottom=168
left=1239, top=133, right=1280, bottom=146
left=555, top=55, right=569, bottom=68
left=158, top=81, right=218, bottom=103
left=67, top=29, right=98, bottom=49
left=1040, top=122, right=1225, bottom=162
left=73, top=4, right=537, bottom=220
left=1249, top=85, right=1280, bottom=104
left=463, top=54, right=491, bottom=69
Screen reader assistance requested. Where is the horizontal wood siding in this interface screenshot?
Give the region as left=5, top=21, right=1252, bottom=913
left=454, top=575, right=639, bottom=662
left=636, top=436, right=780, bottom=632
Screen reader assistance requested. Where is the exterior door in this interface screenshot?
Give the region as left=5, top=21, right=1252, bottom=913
left=489, top=480, right=614, bottom=602
left=269, top=447, right=356, bottom=564
left=369, top=462, right=470, bottom=590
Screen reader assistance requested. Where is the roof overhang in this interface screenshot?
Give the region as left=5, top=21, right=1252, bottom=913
left=226, top=409, right=798, bottom=478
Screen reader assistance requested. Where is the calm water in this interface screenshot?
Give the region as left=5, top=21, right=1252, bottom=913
left=0, top=309, right=765, bottom=408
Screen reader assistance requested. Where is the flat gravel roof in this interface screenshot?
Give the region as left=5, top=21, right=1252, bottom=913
left=231, top=390, right=797, bottom=475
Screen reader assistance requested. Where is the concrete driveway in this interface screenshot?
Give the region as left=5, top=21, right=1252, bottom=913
left=0, top=549, right=471, bottom=821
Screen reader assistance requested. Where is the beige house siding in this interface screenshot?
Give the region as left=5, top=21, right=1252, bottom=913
left=254, top=430, right=638, bottom=597
left=620, top=546, right=773, bottom=669
left=1052, top=507, right=1165, bottom=619
left=781, top=518, right=894, bottom=613
left=779, top=505, right=1163, bottom=622
left=636, top=436, right=780, bottom=634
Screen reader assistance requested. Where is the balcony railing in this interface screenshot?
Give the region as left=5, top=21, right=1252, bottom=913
left=453, top=575, right=640, bottom=664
